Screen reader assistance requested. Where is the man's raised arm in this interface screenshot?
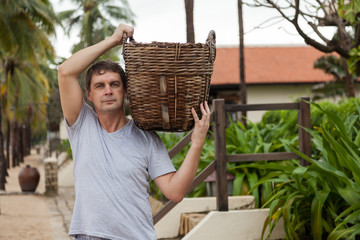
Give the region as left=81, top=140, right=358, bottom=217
left=57, top=24, right=134, bottom=126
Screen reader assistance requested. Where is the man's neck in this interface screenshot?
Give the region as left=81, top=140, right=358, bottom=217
left=97, top=111, right=128, bottom=133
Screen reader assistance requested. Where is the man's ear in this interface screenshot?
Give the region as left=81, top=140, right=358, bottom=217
left=86, top=89, right=92, bottom=101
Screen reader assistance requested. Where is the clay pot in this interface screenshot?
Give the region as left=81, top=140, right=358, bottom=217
left=18, top=165, right=40, bottom=192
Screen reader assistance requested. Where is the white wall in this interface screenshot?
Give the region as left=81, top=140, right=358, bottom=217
left=246, top=84, right=312, bottom=122
left=183, top=209, right=285, bottom=240
left=155, top=196, right=255, bottom=239
left=59, top=119, right=68, bottom=140
left=216, top=84, right=360, bottom=122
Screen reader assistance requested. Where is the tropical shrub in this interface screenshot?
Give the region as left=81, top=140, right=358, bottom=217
left=255, top=100, right=360, bottom=240
left=226, top=118, right=299, bottom=207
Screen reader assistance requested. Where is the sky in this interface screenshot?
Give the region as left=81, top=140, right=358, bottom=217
left=52, top=0, right=336, bottom=59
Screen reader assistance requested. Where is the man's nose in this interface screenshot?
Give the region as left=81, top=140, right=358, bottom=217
left=104, top=85, right=112, bottom=95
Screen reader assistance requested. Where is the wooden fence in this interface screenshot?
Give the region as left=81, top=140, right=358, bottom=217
left=153, top=97, right=311, bottom=224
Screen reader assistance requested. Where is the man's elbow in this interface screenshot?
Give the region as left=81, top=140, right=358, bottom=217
left=57, top=63, right=72, bottom=81
left=167, top=193, right=185, bottom=203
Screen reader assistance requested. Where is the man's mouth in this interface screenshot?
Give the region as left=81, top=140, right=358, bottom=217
left=102, top=99, right=115, bottom=103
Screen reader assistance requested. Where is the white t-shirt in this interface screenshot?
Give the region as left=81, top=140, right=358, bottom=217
left=66, top=101, right=176, bottom=240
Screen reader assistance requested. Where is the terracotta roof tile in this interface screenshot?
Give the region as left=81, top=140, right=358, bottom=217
left=211, top=46, right=335, bottom=85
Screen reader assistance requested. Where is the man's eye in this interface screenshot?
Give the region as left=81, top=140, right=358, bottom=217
left=111, top=83, right=120, bottom=87
left=95, top=85, right=103, bottom=88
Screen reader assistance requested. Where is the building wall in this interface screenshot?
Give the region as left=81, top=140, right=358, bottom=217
left=213, top=84, right=360, bottom=122
left=247, top=84, right=312, bottom=122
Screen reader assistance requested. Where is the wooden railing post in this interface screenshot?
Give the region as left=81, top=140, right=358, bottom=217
left=298, top=97, right=311, bottom=166
left=213, top=99, right=228, bottom=211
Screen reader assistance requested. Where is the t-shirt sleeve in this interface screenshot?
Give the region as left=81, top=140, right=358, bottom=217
left=148, top=132, right=176, bottom=180
left=65, top=100, right=91, bottom=140
left=64, top=101, right=95, bottom=160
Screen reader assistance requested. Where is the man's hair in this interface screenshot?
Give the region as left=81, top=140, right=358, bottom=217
left=85, top=60, right=127, bottom=91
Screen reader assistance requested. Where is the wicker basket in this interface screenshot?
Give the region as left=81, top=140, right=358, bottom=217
left=122, top=31, right=216, bottom=132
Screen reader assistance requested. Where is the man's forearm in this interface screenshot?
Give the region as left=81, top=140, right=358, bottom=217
left=58, top=23, right=133, bottom=79
left=171, top=143, right=202, bottom=193
left=156, top=143, right=203, bottom=203
left=155, top=103, right=211, bottom=203
left=58, top=37, right=118, bottom=79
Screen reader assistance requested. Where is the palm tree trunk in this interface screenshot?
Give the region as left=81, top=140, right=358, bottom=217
left=6, top=119, right=10, bottom=169
left=11, top=121, right=19, bottom=167
left=0, top=103, right=7, bottom=190
left=238, top=0, right=247, bottom=125
left=24, top=105, right=32, bottom=156
left=184, top=0, right=195, bottom=43
left=25, top=122, right=31, bottom=156
left=19, top=123, right=24, bottom=163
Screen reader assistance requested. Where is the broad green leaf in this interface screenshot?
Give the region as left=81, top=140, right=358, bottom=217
left=261, top=182, right=273, bottom=206
left=248, top=171, right=259, bottom=207
left=290, top=145, right=360, bottom=190
left=322, top=128, right=360, bottom=183
left=283, top=192, right=303, bottom=239
left=311, top=102, right=347, bottom=139
left=292, top=166, right=307, bottom=193
left=311, top=191, right=329, bottom=240
left=262, top=189, right=288, bottom=208
left=233, top=172, right=245, bottom=195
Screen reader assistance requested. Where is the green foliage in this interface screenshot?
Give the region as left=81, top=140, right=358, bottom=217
left=154, top=98, right=360, bottom=239
left=0, top=0, right=60, bottom=148
left=226, top=117, right=299, bottom=207
left=58, top=139, right=72, bottom=160
left=57, top=0, right=135, bottom=59
left=338, top=0, right=360, bottom=25
left=348, top=45, right=360, bottom=75
left=258, top=99, right=360, bottom=240
left=337, top=0, right=360, bottom=75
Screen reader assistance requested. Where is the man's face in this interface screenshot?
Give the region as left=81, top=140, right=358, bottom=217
left=86, top=71, right=126, bottom=114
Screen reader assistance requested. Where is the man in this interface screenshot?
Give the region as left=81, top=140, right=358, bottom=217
left=58, top=23, right=211, bottom=240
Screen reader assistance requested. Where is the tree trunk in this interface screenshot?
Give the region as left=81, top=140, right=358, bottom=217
left=6, top=119, right=10, bottom=169
left=11, top=121, right=19, bottom=167
left=184, top=0, right=195, bottom=43
left=0, top=103, right=7, bottom=190
left=25, top=106, right=32, bottom=156
left=238, top=0, right=247, bottom=125
left=26, top=121, right=31, bottom=155
left=19, top=124, right=24, bottom=163
left=342, top=58, right=356, bottom=98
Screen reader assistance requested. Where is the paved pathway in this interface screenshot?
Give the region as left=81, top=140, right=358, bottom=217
left=0, top=150, right=74, bottom=240
left=47, top=187, right=75, bottom=240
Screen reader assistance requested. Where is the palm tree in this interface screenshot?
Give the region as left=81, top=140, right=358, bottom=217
left=0, top=0, right=58, bottom=189
left=57, top=0, right=135, bottom=60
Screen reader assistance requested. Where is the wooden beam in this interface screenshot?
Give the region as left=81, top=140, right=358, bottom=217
left=298, top=97, right=311, bottom=166
left=213, top=99, right=228, bottom=211
left=168, top=130, right=192, bottom=159
left=225, top=102, right=299, bottom=112
left=227, top=152, right=299, bottom=162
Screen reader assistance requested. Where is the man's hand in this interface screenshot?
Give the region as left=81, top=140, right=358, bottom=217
left=154, top=102, right=211, bottom=203
left=110, top=23, right=134, bottom=45
left=191, top=102, right=211, bottom=148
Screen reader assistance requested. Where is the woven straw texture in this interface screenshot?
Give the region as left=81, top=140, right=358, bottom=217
left=123, top=31, right=216, bottom=132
